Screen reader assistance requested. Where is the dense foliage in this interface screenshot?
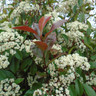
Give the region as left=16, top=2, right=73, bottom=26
left=0, top=0, right=96, bottom=96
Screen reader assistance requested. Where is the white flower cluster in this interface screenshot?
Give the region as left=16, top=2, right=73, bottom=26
left=0, top=21, right=14, bottom=32
left=33, top=52, right=90, bottom=96
left=48, top=53, right=90, bottom=77
left=21, top=40, right=36, bottom=57
left=58, top=21, right=88, bottom=52
left=86, top=73, right=96, bottom=85
left=57, top=0, right=78, bottom=13
left=0, top=14, right=8, bottom=19
left=33, top=87, right=48, bottom=96
left=0, top=78, right=21, bottom=96
left=10, top=1, right=39, bottom=19
left=0, top=55, right=9, bottom=69
left=51, top=44, right=62, bottom=55
left=0, top=31, right=24, bottom=55
left=52, top=44, right=62, bottom=52
left=34, top=57, right=42, bottom=64
left=57, top=0, right=92, bottom=13
left=33, top=76, right=71, bottom=96
left=66, top=21, right=88, bottom=31
left=33, top=53, right=89, bottom=95
left=27, top=73, right=38, bottom=88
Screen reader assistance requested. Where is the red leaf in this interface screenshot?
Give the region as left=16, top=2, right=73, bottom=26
left=34, top=41, right=48, bottom=51
left=13, top=26, right=37, bottom=35
left=45, top=19, right=66, bottom=38
left=45, top=32, right=56, bottom=50
left=39, top=16, right=51, bottom=36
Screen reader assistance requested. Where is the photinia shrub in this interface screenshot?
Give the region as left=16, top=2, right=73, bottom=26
left=0, top=0, right=96, bottom=96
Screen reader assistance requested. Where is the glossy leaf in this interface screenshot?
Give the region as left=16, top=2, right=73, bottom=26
left=34, top=41, right=48, bottom=51
left=39, top=16, right=51, bottom=36
left=30, top=64, right=37, bottom=75
left=15, top=50, right=23, bottom=60
left=78, top=12, right=85, bottom=22
left=45, top=19, right=66, bottom=38
left=89, top=62, right=96, bottom=69
left=75, top=79, right=84, bottom=96
left=62, top=34, right=68, bottom=43
left=69, top=85, right=77, bottom=96
left=0, top=70, right=15, bottom=81
left=15, top=78, right=24, bottom=84
left=9, top=57, right=20, bottom=73
left=24, top=89, right=34, bottom=96
left=13, top=26, right=37, bottom=35
left=83, top=83, right=96, bottom=96
left=90, top=54, right=96, bottom=60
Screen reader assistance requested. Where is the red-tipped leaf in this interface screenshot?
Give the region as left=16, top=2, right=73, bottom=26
left=45, top=19, right=66, bottom=38
left=39, top=16, right=51, bottom=36
left=34, top=41, right=48, bottom=51
left=13, top=26, right=37, bottom=35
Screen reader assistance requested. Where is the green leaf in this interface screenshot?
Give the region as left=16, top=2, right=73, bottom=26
left=21, top=58, right=32, bottom=70
left=69, top=85, right=77, bottom=96
left=62, top=34, right=68, bottom=43
left=78, top=0, right=83, bottom=6
left=73, top=5, right=77, bottom=14
left=15, top=78, right=24, bottom=84
left=75, top=79, right=84, bottom=96
left=90, top=54, right=96, bottom=60
left=89, top=62, right=96, bottom=69
left=8, top=9, right=14, bottom=18
left=24, top=89, right=34, bottom=96
left=83, top=83, right=96, bottom=96
left=45, top=51, right=49, bottom=64
left=15, top=50, right=23, bottom=60
left=32, top=83, right=42, bottom=90
left=0, top=70, right=15, bottom=81
left=30, top=64, right=37, bottom=75
left=87, top=28, right=91, bottom=35
left=9, top=57, right=20, bottom=73
left=0, top=29, right=5, bottom=33
left=12, top=17, right=16, bottom=24
left=36, top=72, right=47, bottom=77
left=78, top=12, right=85, bottom=22
left=62, top=47, right=68, bottom=52
left=87, top=20, right=91, bottom=28
left=21, top=12, right=26, bottom=20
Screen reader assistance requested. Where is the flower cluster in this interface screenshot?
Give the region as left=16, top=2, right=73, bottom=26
left=48, top=53, right=90, bottom=77
left=33, top=87, right=48, bottom=96
left=34, top=57, right=42, bottom=64
left=58, top=21, right=88, bottom=52
left=66, top=21, right=88, bottom=31
left=32, top=53, right=90, bottom=95
left=57, top=0, right=92, bottom=13
left=51, top=44, right=62, bottom=55
left=0, top=31, right=24, bottom=55
left=0, top=55, right=9, bottom=69
left=10, top=1, right=39, bottom=19
left=0, top=21, right=14, bottom=33
left=86, top=73, right=96, bottom=85
left=33, top=75, right=72, bottom=96
left=27, top=73, right=38, bottom=88
left=0, top=78, right=21, bottom=96
left=57, top=0, right=78, bottom=13
left=0, top=14, right=8, bottom=20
